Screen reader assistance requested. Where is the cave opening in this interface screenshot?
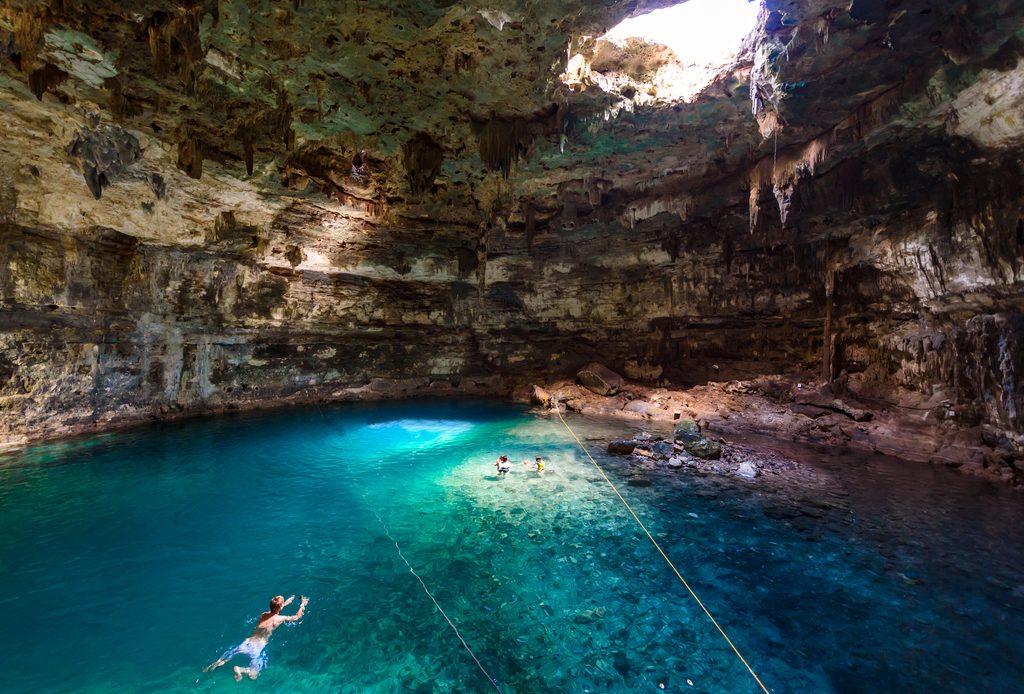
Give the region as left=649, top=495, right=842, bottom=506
left=562, top=0, right=763, bottom=103
left=602, top=0, right=762, bottom=72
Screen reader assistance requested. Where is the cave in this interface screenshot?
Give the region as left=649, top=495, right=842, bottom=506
left=1, top=1, right=1023, bottom=691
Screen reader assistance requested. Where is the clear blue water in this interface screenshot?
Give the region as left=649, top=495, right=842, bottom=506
left=1, top=400, right=1023, bottom=693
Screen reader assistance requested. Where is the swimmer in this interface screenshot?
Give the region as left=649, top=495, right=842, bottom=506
left=204, top=594, right=309, bottom=681
left=495, top=455, right=511, bottom=476
left=522, top=455, right=545, bottom=472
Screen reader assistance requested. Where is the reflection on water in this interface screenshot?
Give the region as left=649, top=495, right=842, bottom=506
left=0, top=400, right=1022, bottom=693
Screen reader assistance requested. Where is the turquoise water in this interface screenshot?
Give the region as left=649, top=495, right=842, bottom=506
left=1, top=400, right=1023, bottom=693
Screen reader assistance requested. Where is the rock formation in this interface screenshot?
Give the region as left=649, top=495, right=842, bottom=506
left=1, top=1, right=1022, bottom=478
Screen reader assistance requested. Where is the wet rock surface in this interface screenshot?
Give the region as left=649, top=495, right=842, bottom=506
left=531, top=375, right=1024, bottom=486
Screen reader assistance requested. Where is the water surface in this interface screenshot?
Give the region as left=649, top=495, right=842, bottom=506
left=1, top=400, right=1022, bottom=693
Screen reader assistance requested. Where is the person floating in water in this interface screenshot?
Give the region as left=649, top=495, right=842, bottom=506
left=523, top=455, right=545, bottom=472
left=495, top=455, right=511, bottom=476
left=204, top=594, right=309, bottom=682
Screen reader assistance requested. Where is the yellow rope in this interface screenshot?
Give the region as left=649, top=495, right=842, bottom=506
left=553, top=407, right=771, bottom=694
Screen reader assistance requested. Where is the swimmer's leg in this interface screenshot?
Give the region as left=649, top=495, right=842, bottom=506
left=204, top=646, right=239, bottom=672
left=234, top=652, right=265, bottom=681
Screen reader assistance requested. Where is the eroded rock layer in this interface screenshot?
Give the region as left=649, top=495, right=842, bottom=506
left=1, top=0, right=1023, bottom=474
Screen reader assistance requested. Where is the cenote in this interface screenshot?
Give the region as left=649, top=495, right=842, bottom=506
left=2, top=400, right=1023, bottom=693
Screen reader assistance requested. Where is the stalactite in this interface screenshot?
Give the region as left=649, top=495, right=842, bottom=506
left=11, top=7, right=47, bottom=71
left=243, top=140, right=254, bottom=176
left=106, top=76, right=143, bottom=118
left=402, top=133, right=444, bottom=197
left=145, top=6, right=207, bottom=83
left=773, top=182, right=795, bottom=227
left=748, top=132, right=833, bottom=232
left=477, top=118, right=531, bottom=179
left=177, top=129, right=203, bottom=179
left=814, top=9, right=841, bottom=51
left=146, top=16, right=172, bottom=78
left=844, top=87, right=902, bottom=143
left=27, top=63, right=67, bottom=100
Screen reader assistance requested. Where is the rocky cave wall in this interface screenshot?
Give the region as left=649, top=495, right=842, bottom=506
left=1, top=0, right=1023, bottom=445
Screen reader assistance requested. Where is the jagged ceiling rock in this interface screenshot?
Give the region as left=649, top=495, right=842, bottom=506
left=1, top=0, right=1020, bottom=234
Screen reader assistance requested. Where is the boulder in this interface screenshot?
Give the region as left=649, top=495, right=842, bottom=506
left=531, top=384, right=552, bottom=406
left=673, top=419, right=702, bottom=443
left=736, top=461, right=759, bottom=479
left=651, top=441, right=675, bottom=459
left=622, top=399, right=653, bottom=415
left=683, top=437, right=722, bottom=460
left=577, top=362, right=624, bottom=396
left=608, top=439, right=640, bottom=455
left=667, top=456, right=685, bottom=469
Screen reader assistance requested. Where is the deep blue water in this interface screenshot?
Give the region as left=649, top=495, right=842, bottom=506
left=1, top=400, right=1022, bottom=693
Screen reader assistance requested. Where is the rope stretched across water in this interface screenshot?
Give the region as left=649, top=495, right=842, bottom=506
left=368, top=506, right=502, bottom=693
left=553, top=406, right=772, bottom=694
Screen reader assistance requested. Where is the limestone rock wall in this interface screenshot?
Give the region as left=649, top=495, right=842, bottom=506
left=1, top=0, right=1023, bottom=451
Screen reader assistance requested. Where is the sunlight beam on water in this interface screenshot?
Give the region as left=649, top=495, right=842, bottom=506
left=328, top=418, right=479, bottom=460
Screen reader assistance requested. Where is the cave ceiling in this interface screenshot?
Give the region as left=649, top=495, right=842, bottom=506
left=1, top=0, right=1021, bottom=247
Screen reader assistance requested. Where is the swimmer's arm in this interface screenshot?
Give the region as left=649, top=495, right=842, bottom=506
left=284, top=596, right=309, bottom=621
left=282, top=595, right=295, bottom=607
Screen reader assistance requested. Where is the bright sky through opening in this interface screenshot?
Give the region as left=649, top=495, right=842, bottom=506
left=603, top=0, right=763, bottom=67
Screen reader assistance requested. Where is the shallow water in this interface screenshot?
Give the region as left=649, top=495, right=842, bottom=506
left=1, top=400, right=1022, bottom=693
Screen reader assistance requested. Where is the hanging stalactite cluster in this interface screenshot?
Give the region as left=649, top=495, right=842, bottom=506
left=402, top=133, right=444, bottom=197
left=143, top=2, right=218, bottom=89
left=476, top=117, right=533, bottom=179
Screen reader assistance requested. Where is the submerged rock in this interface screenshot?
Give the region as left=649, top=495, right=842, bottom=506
left=573, top=607, right=606, bottom=624
left=577, top=363, right=624, bottom=396
left=608, top=439, right=640, bottom=455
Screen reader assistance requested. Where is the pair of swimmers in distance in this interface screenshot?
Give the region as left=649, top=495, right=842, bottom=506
left=204, top=594, right=308, bottom=682
left=495, top=455, right=545, bottom=476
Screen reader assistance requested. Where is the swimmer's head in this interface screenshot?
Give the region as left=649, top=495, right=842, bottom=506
left=536, top=456, right=542, bottom=461
left=270, top=595, right=285, bottom=613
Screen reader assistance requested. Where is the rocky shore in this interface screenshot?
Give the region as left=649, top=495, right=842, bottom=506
left=520, top=364, right=1023, bottom=487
